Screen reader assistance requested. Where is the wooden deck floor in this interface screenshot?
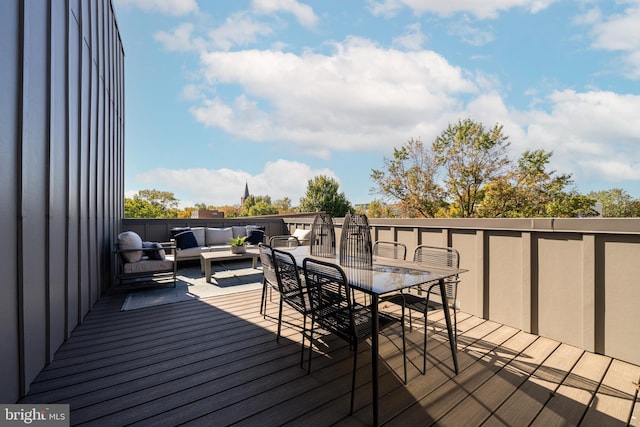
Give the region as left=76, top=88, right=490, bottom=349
left=21, top=285, right=640, bottom=426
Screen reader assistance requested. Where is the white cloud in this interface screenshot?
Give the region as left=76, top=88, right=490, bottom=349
left=251, top=0, right=319, bottom=29
left=154, top=13, right=273, bottom=52
left=392, top=23, right=427, bottom=50
left=114, top=0, right=198, bottom=15
left=193, top=37, right=476, bottom=154
left=448, top=17, right=495, bottom=46
left=132, top=160, right=336, bottom=206
left=520, top=90, right=640, bottom=183
left=154, top=23, right=205, bottom=52
left=367, top=0, right=558, bottom=19
left=207, top=13, right=274, bottom=51
left=582, top=2, right=640, bottom=78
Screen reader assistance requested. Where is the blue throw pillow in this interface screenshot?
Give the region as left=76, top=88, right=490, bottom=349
left=246, top=229, right=265, bottom=244
left=174, top=230, right=199, bottom=249
left=170, top=227, right=190, bottom=238
left=143, top=241, right=166, bottom=260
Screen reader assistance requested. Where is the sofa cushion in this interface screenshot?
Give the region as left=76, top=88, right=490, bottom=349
left=175, top=230, right=199, bottom=250
left=206, top=227, right=233, bottom=245
left=143, top=241, right=166, bottom=260
left=118, top=231, right=143, bottom=263
left=123, top=258, right=174, bottom=274
left=232, top=226, right=248, bottom=239
left=191, top=227, right=206, bottom=247
left=175, top=246, right=210, bottom=259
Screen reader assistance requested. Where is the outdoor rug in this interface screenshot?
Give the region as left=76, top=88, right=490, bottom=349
left=121, top=260, right=263, bottom=311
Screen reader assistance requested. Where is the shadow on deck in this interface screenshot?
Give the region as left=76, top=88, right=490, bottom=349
left=20, top=265, right=640, bottom=426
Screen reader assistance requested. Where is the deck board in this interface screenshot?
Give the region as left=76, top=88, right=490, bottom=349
left=19, top=285, right=640, bottom=427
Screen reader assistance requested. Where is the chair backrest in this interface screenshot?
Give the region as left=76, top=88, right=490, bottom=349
left=339, top=212, right=372, bottom=268
left=258, top=244, right=278, bottom=287
left=269, top=235, right=300, bottom=248
left=310, top=213, right=336, bottom=258
left=412, top=245, right=460, bottom=299
left=303, top=258, right=354, bottom=343
left=273, top=248, right=307, bottom=313
left=372, top=241, right=407, bottom=261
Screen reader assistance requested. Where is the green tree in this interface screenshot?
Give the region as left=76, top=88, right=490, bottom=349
left=273, top=197, right=294, bottom=213
left=357, top=199, right=397, bottom=218
left=479, top=150, right=584, bottom=217
left=479, top=150, right=597, bottom=217
left=370, top=138, right=444, bottom=217
left=587, top=188, right=640, bottom=217
left=299, top=175, right=353, bottom=217
left=545, top=191, right=599, bottom=217
left=240, top=195, right=279, bottom=216
left=433, top=119, right=511, bottom=217
left=124, top=189, right=179, bottom=218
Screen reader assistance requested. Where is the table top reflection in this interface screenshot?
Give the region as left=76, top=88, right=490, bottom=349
left=281, top=245, right=466, bottom=296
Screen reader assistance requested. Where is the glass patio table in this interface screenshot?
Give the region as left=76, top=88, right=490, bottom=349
left=283, top=245, right=466, bottom=426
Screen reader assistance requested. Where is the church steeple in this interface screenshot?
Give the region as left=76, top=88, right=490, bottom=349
left=241, top=182, right=250, bottom=206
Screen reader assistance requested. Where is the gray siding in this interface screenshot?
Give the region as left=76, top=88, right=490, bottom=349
left=0, top=0, right=124, bottom=402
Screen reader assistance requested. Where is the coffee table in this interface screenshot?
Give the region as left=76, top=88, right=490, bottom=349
left=200, top=249, right=260, bottom=284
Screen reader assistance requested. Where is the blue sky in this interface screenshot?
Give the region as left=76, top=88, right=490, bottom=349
left=113, top=0, right=640, bottom=208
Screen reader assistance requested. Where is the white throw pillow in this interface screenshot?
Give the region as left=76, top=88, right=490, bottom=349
left=206, top=227, right=234, bottom=245
left=118, top=231, right=143, bottom=263
left=292, top=228, right=311, bottom=241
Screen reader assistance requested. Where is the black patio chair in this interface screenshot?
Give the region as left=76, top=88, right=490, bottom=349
left=303, top=258, right=406, bottom=415
left=259, top=244, right=279, bottom=318
left=383, top=245, right=461, bottom=374
left=372, top=240, right=407, bottom=261
left=269, top=235, right=300, bottom=248
left=272, top=248, right=311, bottom=367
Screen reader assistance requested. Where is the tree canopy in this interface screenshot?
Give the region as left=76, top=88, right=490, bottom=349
left=479, top=149, right=596, bottom=217
left=124, top=189, right=179, bottom=218
left=370, top=119, right=608, bottom=218
left=587, top=188, right=640, bottom=217
left=432, top=118, right=511, bottom=217
left=240, top=195, right=279, bottom=216
left=298, top=175, right=353, bottom=217
left=370, top=138, right=444, bottom=217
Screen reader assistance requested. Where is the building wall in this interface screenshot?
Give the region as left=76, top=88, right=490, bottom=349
left=0, top=0, right=124, bottom=402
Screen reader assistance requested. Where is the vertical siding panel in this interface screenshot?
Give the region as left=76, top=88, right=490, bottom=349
left=79, top=0, right=91, bottom=316
left=20, top=0, right=49, bottom=392
left=49, top=0, right=69, bottom=360
left=67, top=0, right=81, bottom=332
left=0, top=0, right=21, bottom=404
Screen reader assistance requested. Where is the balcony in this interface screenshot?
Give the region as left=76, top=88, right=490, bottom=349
left=20, top=215, right=640, bottom=425
left=19, top=276, right=639, bottom=425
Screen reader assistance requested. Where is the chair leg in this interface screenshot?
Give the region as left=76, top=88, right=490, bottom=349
left=401, top=305, right=407, bottom=384
left=260, top=281, right=268, bottom=317
left=452, top=305, right=457, bottom=349
left=300, top=316, right=307, bottom=368
left=276, top=298, right=284, bottom=343
left=422, top=309, right=428, bottom=375
left=422, top=295, right=430, bottom=375
left=350, top=344, right=358, bottom=415
left=307, top=319, right=315, bottom=374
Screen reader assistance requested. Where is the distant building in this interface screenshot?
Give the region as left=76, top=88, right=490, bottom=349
left=191, top=209, right=224, bottom=219
left=241, top=182, right=250, bottom=207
